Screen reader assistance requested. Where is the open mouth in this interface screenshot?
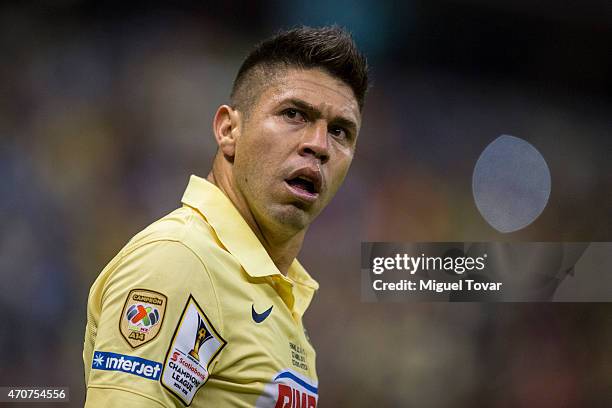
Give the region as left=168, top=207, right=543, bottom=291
left=286, top=176, right=317, bottom=195
left=285, top=172, right=321, bottom=203
left=284, top=167, right=322, bottom=203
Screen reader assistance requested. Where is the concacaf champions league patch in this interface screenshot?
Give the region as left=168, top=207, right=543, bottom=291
left=161, top=295, right=226, bottom=405
left=120, top=289, right=167, bottom=348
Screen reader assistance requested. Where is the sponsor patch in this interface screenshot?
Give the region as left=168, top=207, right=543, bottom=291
left=120, top=288, right=167, bottom=348
left=91, top=350, right=162, bottom=381
left=161, top=295, right=225, bottom=405
left=255, top=369, right=318, bottom=408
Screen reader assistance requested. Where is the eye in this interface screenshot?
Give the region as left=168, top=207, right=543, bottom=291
left=282, top=108, right=306, bottom=123
left=329, top=126, right=349, bottom=140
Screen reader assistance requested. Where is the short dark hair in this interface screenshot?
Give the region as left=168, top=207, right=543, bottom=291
left=231, top=25, right=369, bottom=115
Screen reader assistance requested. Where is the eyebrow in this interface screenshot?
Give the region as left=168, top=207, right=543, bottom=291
left=283, top=98, right=358, bottom=134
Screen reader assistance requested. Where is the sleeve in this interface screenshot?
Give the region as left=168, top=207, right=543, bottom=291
left=84, top=240, right=226, bottom=407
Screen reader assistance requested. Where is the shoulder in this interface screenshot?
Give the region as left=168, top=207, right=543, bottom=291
left=91, top=206, right=224, bottom=310
left=122, top=206, right=206, bottom=253
left=119, top=205, right=227, bottom=271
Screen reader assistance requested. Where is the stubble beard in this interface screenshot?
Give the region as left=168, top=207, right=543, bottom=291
left=235, top=173, right=308, bottom=239
left=256, top=190, right=314, bottom=238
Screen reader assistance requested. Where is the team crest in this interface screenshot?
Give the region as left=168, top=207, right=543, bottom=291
left=161, top=295, right=226, bottom=405
left=120, top=289, right=167, bottom=348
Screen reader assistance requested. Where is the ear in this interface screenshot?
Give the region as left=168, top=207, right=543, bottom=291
left=212, top=105, right=241, bottom=161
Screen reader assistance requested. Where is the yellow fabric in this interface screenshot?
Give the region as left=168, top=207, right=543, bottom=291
left=84, top=175, right=319, bottom=407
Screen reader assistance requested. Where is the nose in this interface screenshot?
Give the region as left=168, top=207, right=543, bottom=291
left=298, top=121, right=330, bottom=164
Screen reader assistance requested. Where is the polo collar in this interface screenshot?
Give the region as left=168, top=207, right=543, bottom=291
left=181, top=175, right=319, bottom=291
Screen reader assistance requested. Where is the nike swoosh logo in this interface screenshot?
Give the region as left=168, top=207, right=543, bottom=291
left=252, top=304, right=273, bottom=323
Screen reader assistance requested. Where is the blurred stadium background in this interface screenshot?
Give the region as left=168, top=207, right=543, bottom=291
left=1, top=1, right=611, bottom=406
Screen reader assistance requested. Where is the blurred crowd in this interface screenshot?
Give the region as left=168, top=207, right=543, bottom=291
left=1, top=2, right=611, bottom=406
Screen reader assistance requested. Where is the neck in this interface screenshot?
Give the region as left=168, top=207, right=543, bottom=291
left=207, top=165, right=305, bottom=275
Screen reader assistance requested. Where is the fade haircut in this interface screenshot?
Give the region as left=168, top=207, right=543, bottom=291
left=230, top=25, right=369, bottom=119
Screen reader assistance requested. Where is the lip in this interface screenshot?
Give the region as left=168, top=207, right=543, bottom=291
left=284, top=166, right=323, bottom=203
left=286, top=167, right=323, bottom=192
left=285, top=180, right=320, bottom=203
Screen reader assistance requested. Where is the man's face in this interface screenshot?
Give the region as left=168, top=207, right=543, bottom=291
left=232, top=68, right=361, bottom=234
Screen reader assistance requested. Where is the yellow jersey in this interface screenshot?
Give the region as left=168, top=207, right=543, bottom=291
left=84, top=175, right=319, bottom=407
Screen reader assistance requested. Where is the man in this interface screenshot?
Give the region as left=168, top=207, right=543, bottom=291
left=84, top=26, right=368, bottom=407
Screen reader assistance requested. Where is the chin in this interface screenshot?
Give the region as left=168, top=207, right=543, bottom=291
left=269, top=203, right=313, bottom=231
